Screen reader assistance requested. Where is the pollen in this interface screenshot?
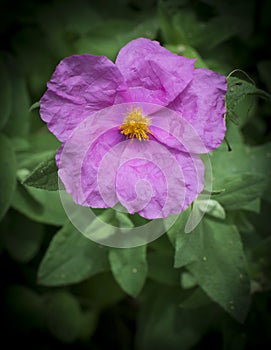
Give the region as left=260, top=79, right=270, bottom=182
left=119, top=107, right=152, bottom=141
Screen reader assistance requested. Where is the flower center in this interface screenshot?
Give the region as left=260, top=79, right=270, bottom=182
left=119, top=107, right=152, bottom=141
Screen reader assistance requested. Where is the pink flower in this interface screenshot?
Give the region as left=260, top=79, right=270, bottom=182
left=40, top=38, right=227, bottom=219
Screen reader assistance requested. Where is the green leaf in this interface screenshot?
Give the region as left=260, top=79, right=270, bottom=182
left=115, top=211, right=134, bottom=228
left=226, top=77, right=271, bottom=120
left=136, top=282, right=216, bottom=350
left=172, top=9, right=205, bottom=46
left=11, top=182, right=67, bottom=226
left=196, top=199, right=226, bottom=219
left=0, top=58, right=12, bottom=130
left=199, top=15, right=246, bottom=50
left=2, top=211, right=44, bottom=263
left=74, top=16, right=158, bottom=61
left=148, top=250, right=180, bottom=286
left=211, top=143, right=271, bottom=205
left=180, top=271, right=198, bottom=290
left=2, top=55, right=31, bottom=138
left=158, top=0, right=181, bottom=44
left=227, top=211, right=254, bottom=235
left=234, top=94, right=257, bottom=127
left=28, top=130, right=61, bottom=154
left=29, top=101, right=40, bottom=112
left=173, top=209, right=203, bottom=268
left=180, top=287, right=211, bottom=309
left=109, top=245, right=148, bottom=296
left=83, top=208, right=116, bottom=241
left=78, top=309, right=99, bottom=340
left=38, top=221, right=109, bottom=286
left=215, top=173, right=266, bottom=211
left=170, top=10, right=245, bottom=50
left=167, top=207, right=191, bottom=245
left=23, top=152, right=58, bottom=191
left=186, top=217, right=250, bottom=322
left=0, top=133, right=16, bottom=221
left=74, top=272, right=125, bottom=311
left=17, top=150, right=55, bottom=171
left=42, top=291, right=83, bottom=343
left=166, top=44, right=208, bottom=68
left=241, top=198, right=261, bottom=213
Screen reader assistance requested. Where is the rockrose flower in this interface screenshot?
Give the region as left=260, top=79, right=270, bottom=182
left=40, top=38, right=227, bottom=219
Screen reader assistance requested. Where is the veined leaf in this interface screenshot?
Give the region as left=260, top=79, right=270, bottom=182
left=226, top=77, right=271, bottom=120
left=23, top=152, right=58, bottom=191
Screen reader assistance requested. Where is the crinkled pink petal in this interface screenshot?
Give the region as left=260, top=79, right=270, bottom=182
left=57, top=103, right=205, bottom=218
left=81, top=127, right=124, bottom=208
left=40, top=54, right=130, bottom=142
left=59, top=127, right=123, bottom=208
left=148, top=106, right=211, bottom=154
left=116, top=158, right=167, bottom=217
left=116, top=38, right=195, bottom=105
left=57, top=106, right=127, bottom=205
left=115, top=140, right=204, bottom=219
left=168, top=68, right=227, bottom=151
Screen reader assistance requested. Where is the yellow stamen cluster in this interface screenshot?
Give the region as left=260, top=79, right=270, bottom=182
left=119, top=107, right=152, bottom=141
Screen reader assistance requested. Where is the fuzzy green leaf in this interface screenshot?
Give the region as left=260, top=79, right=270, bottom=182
left=226, top=77, right=271, bottom=119
left=23, top=153, right=58, bottom=191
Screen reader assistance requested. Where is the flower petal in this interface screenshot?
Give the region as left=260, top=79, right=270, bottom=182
left=58, top=126, right=123, bottom=208
left=81, top=128, right=125, bottom=208
left=168, top=68, right=227, bottom=152
left=57, top=103, right=204, bottom=219
left=115, top=140, right=204, bottom=219
left=57, top=105, right=128, bottom=206
left=40, top=54, right=130, bottom=142
left=149, top=106, right=211, bottom=154
left=116, top=38, right=195, bottom=105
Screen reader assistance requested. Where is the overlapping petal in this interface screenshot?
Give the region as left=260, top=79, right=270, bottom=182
left=57, top=105, right=128, bottom=206
left=149, top=106, right=211, bottom=154
left=40, top=54, right=130, bottom=142
left=41, top=38, right=227, bottom=220
left=115, top=141, right=204, bottom=219
left=58, top=104, right=205, bottom=219
left=168, top=68, right=227, bottom=152
left=116, top=38, right=195, bottom=105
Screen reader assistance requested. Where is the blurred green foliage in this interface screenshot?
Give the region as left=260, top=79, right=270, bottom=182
left=1, top=0, right=271, bottom=349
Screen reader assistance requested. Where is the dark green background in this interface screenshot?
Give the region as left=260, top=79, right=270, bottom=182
left=1, top=0, right=271, bottom=349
